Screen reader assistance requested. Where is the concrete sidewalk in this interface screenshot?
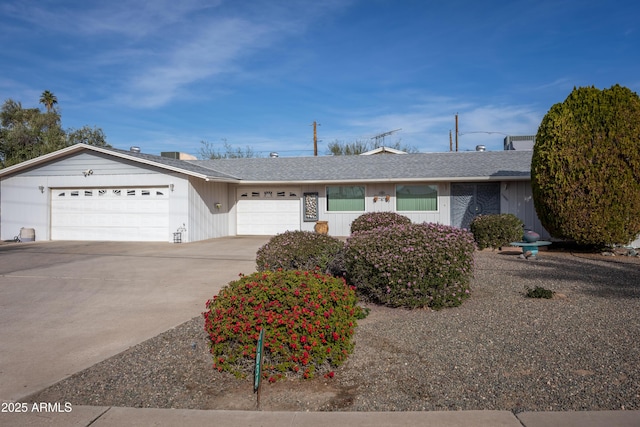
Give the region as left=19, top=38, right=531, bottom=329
left=2, top=406, right=639, bottom=427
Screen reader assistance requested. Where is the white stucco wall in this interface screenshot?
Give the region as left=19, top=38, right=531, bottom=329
left=297, top=182, right=450, bottom=237
left=500, top=180, right=551, bottom=239
left=1, top=174, right=49, bottom=241
left=187, top=178, right=230, bottom=241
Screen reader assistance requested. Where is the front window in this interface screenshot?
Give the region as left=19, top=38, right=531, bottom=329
left=326, top=186, right=365, bottom=211
left=396, top=184, right=438, bottom=211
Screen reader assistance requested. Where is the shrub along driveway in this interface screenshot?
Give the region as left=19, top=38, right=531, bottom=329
left=0, top=237, right=269, bottom=402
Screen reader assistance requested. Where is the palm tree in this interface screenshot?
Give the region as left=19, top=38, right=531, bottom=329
left=39, top=90, right=58, bottom=113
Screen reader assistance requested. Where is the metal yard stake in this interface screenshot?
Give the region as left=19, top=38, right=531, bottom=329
left=254, top=328, right=265, bottom=409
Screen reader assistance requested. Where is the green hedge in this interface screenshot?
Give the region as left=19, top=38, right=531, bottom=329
left=470, top=214, right=524, bottom=250
left=256, top=230, right=344, bottom=273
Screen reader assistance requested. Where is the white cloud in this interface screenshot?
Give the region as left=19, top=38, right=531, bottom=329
left=458, top=105, right=541, bottom=135
left=4, top=1, right=352, bottom=109
left=2, top=0, right=219, bottom=38
left=105, top=1, right=352, bottom=108
left=121, top=18, right=270, bottom=108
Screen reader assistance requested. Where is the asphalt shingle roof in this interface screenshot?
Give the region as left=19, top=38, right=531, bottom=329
left=105, top=146, right=240, bottom=180
left=0, top=145, right=532, bottom=184
left=190, top=150, right=532, bottom=183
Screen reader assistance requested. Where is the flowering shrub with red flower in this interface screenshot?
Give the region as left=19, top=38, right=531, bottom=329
left=349, top=212, right=412, bottom=234
left=203, top=269, right=364, bottom=382
left=345, top=222, right=476, bottom=309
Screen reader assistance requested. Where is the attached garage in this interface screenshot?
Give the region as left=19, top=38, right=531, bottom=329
left=51, top=187, right=170, bottom=241
left=236, top=188, right=300, bottom=235
left=0, top=144, right=240, bottom=243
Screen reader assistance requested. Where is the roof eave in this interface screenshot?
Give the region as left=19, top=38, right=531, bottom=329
left=204, top=176, right=241, bottom=183
left=0, top=144, right=241, bottom=182
left=83, top=145, right=228, bottom=181
left=0, top=144, right=82, bottom=177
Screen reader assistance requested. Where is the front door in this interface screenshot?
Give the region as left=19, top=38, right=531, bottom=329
left=451, top=183, right=500, bottom=230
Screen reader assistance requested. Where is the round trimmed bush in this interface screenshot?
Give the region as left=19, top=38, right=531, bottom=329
left=470, top=214, right=524, bottom=250
left=345, top=222, right=476, bottom=309
left=350, top=212, right=411, bottom=234
left=256, top=230, right=344, bottom=273
left=203, top=270, right=362, bottom=381
left=532, top=84, right=640, bottom=245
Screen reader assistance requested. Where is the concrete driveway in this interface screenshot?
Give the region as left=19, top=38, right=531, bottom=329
left=0, top=236, right=270, bottom=402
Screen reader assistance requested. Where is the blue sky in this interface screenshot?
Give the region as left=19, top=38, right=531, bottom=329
left=1, top=0, right=639, bottom=157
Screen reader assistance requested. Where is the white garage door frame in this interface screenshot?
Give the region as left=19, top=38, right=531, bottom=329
left=236, top=188, right=301, bottom=235
left=51, top=187, right=170, bottom=241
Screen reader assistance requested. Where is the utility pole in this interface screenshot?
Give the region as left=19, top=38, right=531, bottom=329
left=312, top=121, right=320, bottom=156
left=455, top=113, right=459, bottom=152
left=449, top=130, right=453, bottom=152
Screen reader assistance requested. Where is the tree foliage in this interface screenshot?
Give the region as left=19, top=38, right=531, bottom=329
left=199, top=139, right=261, bottom=159
left=0, top=99, right=66, bottom=167
left=327, top=139, right=418, bottom=155
left=39, top=90, right=58, bottom=113
left=0, top=92, right=110, bottom=168
left=531, top=84, right=640, bottom=245
left=66, top=126, right=109, bottom=147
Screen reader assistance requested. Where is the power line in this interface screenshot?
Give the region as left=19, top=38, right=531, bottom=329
left=459, top=131, right=509, bottom=136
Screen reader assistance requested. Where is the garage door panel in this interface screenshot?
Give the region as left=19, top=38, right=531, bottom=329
left=260, top=202, right=285, bottom=213
left=51, top=187, right=169, bottom=241
left=236, top=189, right=300, bottom=235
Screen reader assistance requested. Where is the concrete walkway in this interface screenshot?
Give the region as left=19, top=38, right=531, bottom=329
left=1, top=238, right=638, bottom=426
left=0, top=237, right=269, bottom=402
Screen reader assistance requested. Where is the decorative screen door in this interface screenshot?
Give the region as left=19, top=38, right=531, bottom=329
left=451, top=183, right=500, bottom=230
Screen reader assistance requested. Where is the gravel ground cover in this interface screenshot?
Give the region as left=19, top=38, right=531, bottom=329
left=26, top=250, right=640, bottom=412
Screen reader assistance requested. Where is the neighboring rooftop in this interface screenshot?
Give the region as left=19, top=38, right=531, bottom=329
left=360, top=146, right=408, bottom=155
left=504, top=135, right=535, bottom=151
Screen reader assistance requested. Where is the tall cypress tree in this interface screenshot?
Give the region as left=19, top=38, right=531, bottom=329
left=532, top=85, right=640, bottom=245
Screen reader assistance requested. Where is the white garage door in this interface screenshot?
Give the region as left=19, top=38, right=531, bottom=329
left=51, top=187, right=170, bottom=241
left=237, top=188, right=300, bottom=235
